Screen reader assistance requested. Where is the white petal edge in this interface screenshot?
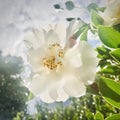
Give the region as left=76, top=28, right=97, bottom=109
left=56, top=81, right=69, bottom=102
left=28, top=47, right=46, bottom=73
left=54, top=22, right=67, bottom=48
left=28, top=74, right=50, bottom=96
left=63, top=75, right=86, bottom=97
left=24, top=29, right=45, bottom=49
left=66, top=20, right=83, bottom=48
left=64, top=41, right=82, bottom=68
left=39, top=90, right=55, bottom=103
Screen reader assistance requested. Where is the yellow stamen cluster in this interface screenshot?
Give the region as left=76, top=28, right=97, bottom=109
left=43, top=43, right=64, bottom=71
left=58, top=49, right=64, bottom=58
left=49, top=43, right=60, bottom=49
left=43, top=56, right=63, bottom=70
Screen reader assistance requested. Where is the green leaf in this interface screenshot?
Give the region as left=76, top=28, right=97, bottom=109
left=99, top=77, right=120, bottom=108
left=100, top=65, right=120, bottom=75
left=96, top=46, right=111, bottom=60
left=74, top=24, right=88, bottom=39
left=65, top=1, right=75, bottom=10
left=110, top=48, right=120, bottom=62
left=28, top=92, right=34, bottom=100
left=53, top=4, right=61, bottom=9
left=80, top=26, right=89, bottom=41
left=91, top=10, right=104, bottom=27
left=105, top=114, right=120, bottom=120
left=113, top=23, right=120, bottom=32
left=98, top=60, right=111, bottom=68
left=86, top=112, right=94, bottom=120
left=98, top=26, right=120, bottom=48
left=94, top=111, right=104, bottom=120
left=98, top=7, right=106, bottom=12
left=66, top=17, right=75, bottom=21
left=87, top=3, right=98, bottom=12
left=97, top=46, right=110, bottom=56
left=90, top=27, right=96, bottom=34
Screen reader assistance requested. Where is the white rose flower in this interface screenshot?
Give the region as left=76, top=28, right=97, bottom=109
left=101, top=0, right=120, bottom=26
left=24, top=20, right=98, bottom=103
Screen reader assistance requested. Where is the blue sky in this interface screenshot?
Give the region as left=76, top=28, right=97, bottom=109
left=0, top=0, right=105, bottom=55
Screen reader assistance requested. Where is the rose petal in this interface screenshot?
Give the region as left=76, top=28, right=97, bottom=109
left=56, top=80, right=69, bottom=102
left=76, top=66, right=96, bottom=85
left=64, top=41, right=82, bottom=68
left=67, top=20, right=83, bottom=39
left=57, top=87, right=69, bottom=102
left=100, top=0, right=120, bottom=25
left=78, top=41, right=98, bottom=67
left=28, top=74, right=49, bottom=95
left=66, top=20, right=83, bottom=48
left=54, top=23, right=66, bottom=48
left=24, top=21, right=98, bottom=103
left=24, top=29, right=44, bottom=49
left=49, top=86, right=58, bottom=100
left=44, top=29, right=60, bottom=45
left=63, top=75, right=86, bottom=97
left=39, top=90, right=54, bottom=103
left=28, top=47, right=46, bottom=73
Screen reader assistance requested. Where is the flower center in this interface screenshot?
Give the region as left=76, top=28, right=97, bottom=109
left=42, top=43, right=64, bottom=71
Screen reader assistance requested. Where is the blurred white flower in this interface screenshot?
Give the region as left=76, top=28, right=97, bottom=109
left=24, top=20, right=98, bottom=103
left=101, top=0, right=120, bottom=26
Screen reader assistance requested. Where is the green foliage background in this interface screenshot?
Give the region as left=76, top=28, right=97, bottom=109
left=0, top=52, right=29, bottom=120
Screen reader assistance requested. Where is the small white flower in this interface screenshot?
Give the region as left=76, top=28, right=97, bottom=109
left=101, top=0, right=120, bottom=26
left=24, top=20, right=98, bottom=103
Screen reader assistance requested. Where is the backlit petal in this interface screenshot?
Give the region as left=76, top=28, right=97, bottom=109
left=63, top=75, right=86, bottom=97
left=64, top=42, right=82, bottom=68
left=39, top=90, right=54, bottom=103
left=24, top=22, right=98, bottom=103
left=24, top=29, right=44, bottom=49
